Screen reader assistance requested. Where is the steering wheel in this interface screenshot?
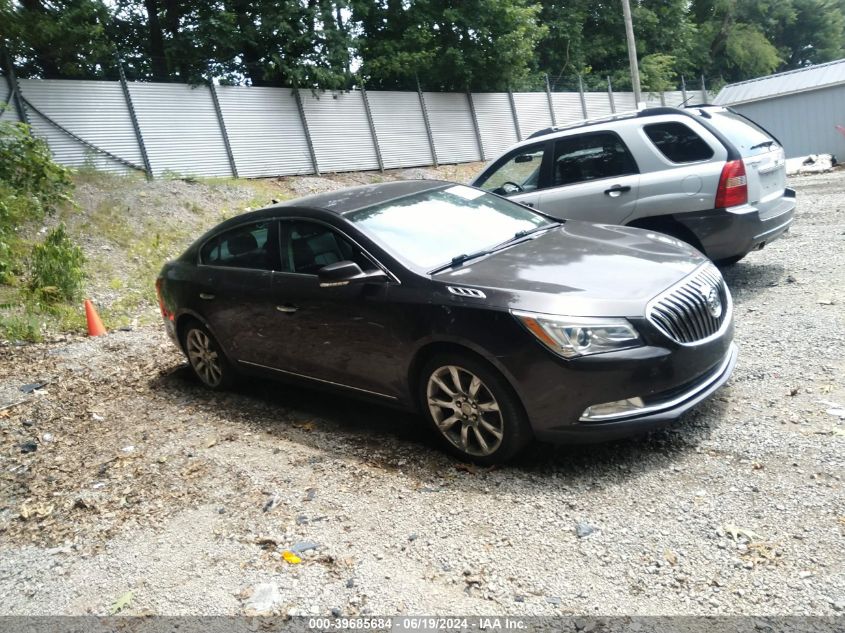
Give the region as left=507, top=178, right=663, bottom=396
left=498, top=181, right=524, bottom=195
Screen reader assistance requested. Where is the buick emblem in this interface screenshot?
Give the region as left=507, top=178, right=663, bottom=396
left=701, top=284, right=722, bottom=318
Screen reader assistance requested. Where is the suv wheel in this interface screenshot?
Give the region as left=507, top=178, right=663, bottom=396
left=182, top=321, right=235, bottom=389
left=420, top=354, right=532, bottom=464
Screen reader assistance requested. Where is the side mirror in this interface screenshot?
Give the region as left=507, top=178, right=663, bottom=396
left=514, top=154, right=534, bottom=164
left=317, top=260, right=389, bottom=287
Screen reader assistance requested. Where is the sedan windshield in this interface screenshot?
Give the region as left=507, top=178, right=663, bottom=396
left=345, top=185, right=556, bottom=271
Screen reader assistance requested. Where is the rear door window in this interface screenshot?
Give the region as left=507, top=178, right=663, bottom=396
left=644, top=122, right=714, bottom=163
left=705, top=110, right=777, bottom=157
left=552, top=132, right=638, bottom=186
left=201, top=221, right=278, bottom=270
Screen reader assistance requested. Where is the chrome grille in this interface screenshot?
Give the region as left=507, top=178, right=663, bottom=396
left=647, top=264, right=730, bottom=344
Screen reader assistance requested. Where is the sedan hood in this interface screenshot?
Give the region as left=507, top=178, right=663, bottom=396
left=435, top=222, right=708, bottom=317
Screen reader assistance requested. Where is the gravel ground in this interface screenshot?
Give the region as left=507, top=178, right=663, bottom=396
left=0, top=170, right=843, bottom=617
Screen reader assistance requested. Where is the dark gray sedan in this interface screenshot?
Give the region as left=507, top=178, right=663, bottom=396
left=157, top=180, right=737, bottom=463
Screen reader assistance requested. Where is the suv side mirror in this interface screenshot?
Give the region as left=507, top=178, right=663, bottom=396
left=317, top=260, right=389, bottom=287
left=514, top=154, right=534, bottom=164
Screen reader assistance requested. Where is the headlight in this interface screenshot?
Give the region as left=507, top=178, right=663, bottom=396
left=512, top=310, right=641, bottom=358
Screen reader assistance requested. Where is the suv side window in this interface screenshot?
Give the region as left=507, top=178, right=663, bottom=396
left=280, top=221, right=377, bottom=275
left=476, top=143, right=545, bottom=196
left=552, top=132, right=638, bottom=187
left=201, top=221, right=277, bottom=270
left=644, top=122, right=714, bottom=163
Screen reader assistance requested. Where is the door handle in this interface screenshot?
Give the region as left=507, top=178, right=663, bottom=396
left=199, top=293, right=215, bottom=300
left=276, top=305, right=298, bottom=314
left=604, top=185, right=632, bottom=197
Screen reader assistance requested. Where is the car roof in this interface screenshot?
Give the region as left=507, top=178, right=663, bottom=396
left=273, top=179, right=450, bottom=216
left=525, top=105, right=726, bottom=141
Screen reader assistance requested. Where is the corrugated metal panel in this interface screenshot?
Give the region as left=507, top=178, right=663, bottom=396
left=613, top=92, right=637, bottom=112
left=471, top=93, right=518, bottom=160
left=367, top=91, right=432, bottom=169
left=730, top=85, right=845, bottom=158
left=715, top=57, right=845, bottom=105
left=424, top=92, right=480, bottom=164
left=551, top=92, right=584, bottom=125
left=584, top=92, right=613, bottom=118
left=128, top=82, right=232, bottom=178
left=513, top=92, right=553, bottom=138
left=216, top=85, right=312, bottom=178
left=644, top=92, right=664, bottom=108
left=663, top=90, right=686, bottom=106
left=300, top=90, right=379, bottom=173
left=19, top=79, right=141, bottom=173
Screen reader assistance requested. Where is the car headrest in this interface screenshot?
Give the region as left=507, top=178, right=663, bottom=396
left=228, top=232, right=258, bottom=255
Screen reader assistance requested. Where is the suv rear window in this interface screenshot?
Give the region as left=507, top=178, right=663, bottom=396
left=644, top=122, right=714, bottom=163
left=704, top=110, right=777, bottom=157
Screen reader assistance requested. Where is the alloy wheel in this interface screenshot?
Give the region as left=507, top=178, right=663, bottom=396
left=426, top=365, right=504, bottom=457
left=186, top=328, right=223, bottom=387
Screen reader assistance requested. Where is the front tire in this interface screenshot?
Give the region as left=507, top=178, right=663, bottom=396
left=419, top=354, right=532, bottom=464
left=181, top=321, right=235, bottom=390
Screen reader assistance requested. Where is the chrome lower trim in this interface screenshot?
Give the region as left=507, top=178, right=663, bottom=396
left=238, top=360, right=398, bottom=400
left=578, top=344, right=736, bottom=423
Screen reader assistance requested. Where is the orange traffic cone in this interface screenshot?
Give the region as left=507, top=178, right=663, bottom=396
left=84, top=299, right=106, bottom=337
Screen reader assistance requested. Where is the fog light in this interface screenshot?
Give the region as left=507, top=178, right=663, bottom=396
left=580, top=397, right=645, bottom=422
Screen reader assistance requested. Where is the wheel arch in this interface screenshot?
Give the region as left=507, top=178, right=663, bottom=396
left=406, top=339, right=527, bottom=416
left=626, top=215, right=706, bottom=254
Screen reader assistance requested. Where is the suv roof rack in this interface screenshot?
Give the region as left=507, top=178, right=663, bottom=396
left=526, top=106, right=688, bottom=140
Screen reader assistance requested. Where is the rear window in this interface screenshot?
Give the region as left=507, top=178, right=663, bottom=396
left=644, top=122, right=714, bottom=163
left=706, top=110, right=778, bottom=157
left=201, top=221, right=274, bottom=270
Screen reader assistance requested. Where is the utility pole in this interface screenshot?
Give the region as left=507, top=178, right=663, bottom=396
left=621, top=0, right=642, bottom=108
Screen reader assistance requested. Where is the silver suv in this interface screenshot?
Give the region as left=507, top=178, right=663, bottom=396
left=470, top=106, right=796, bottom=265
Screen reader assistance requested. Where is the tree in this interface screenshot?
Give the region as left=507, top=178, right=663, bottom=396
left=3, top=0, right=116, bottom=79
left=352, top=0, right=546, bottom=91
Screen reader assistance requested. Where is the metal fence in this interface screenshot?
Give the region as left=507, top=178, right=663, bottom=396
left=0, top=74, right=710, bottom=179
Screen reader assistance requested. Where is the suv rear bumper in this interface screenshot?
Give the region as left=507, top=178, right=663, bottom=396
left=674, top=189, right=796, bottom=261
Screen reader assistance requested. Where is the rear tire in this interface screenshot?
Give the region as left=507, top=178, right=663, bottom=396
left=180, top=321, right=235, bottom=390
left=419, top=353, right=533, bottom=464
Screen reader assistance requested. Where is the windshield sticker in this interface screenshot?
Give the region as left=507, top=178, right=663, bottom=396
left=444, top=185, right=486, bottom=200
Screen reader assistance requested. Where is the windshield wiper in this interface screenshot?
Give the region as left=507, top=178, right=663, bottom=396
left=749, top=140, right=775, bottom=150
left=429, top=249, right=494, bottom=275
left=428, top=222, right=562, bottom=275
left=504, top=222, right=561, bottom=244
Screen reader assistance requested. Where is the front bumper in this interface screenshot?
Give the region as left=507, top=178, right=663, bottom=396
left=527, top=343, right=737, bottom=443
left=568, top=343, right=736, bottom=441
left=498, top=309, right=736, bottom=444
left=674, top=190, right=796, bottom=261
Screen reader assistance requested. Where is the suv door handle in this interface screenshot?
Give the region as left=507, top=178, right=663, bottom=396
left=276, top=304, right=298, bottom=314
left=604, top=185, right=632, bottom=197
left=199, top=293, right=215, bottom=300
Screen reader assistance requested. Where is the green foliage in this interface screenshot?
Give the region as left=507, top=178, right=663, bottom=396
left=640, top=54, right=679, bottom=93
left=29, top=224, right=86, bottom=303
left=3, top=0, right=845, bottom=91
left=0, top=312, right=43, bottom=343
left=354, top=0, right=546, bottom=91
left=0, top=122, right=74, bottom=279
left=0, top=122, right=73, bottom=216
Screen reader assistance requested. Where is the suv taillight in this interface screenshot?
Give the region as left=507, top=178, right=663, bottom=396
left=715, top=159, right=748, bottom=208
